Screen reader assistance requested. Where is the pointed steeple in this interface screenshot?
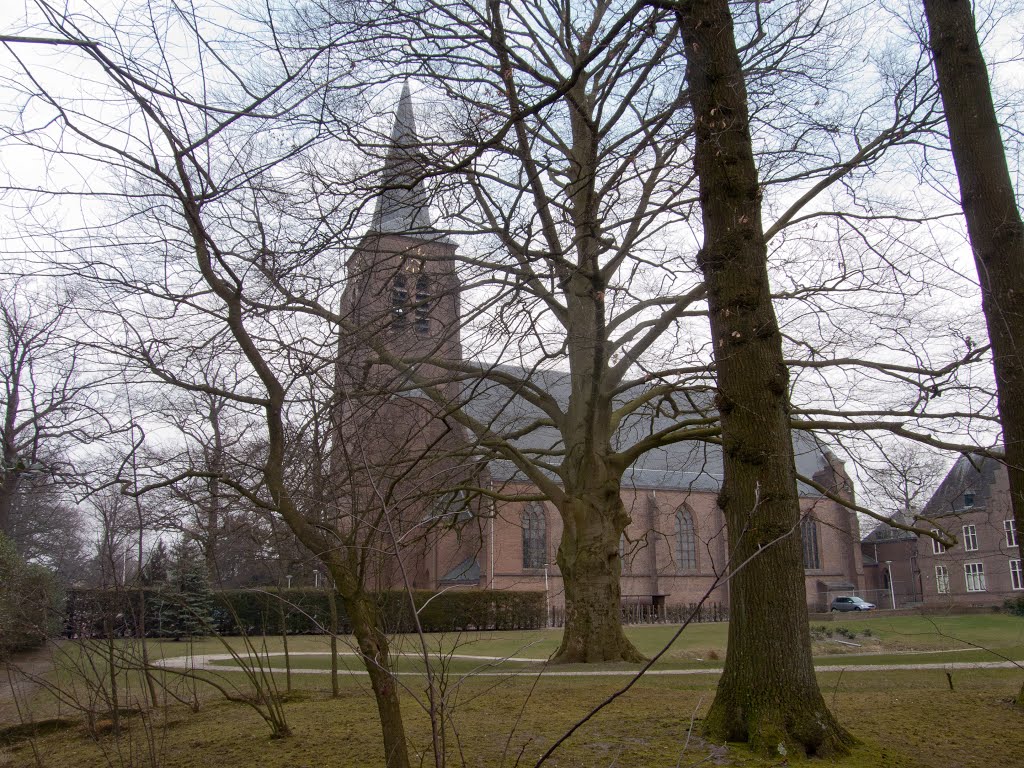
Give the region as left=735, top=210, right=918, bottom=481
left=371, top=82, right=440, bottom=236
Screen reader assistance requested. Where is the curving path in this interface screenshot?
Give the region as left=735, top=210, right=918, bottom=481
left=152, top=651, right=1021, bottom=677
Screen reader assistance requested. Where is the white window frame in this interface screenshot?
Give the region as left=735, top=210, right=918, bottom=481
left=964, top=562, right=986, bottom=592
left=935, top=565, right=950, bottom=594
left=1010, top=560, right=1023, bottom=591
left=962, top=524, right=978, bottom=552
left=931, top=530, right=946, bottom=554
left=1006, top=520, right=1018, bottom=549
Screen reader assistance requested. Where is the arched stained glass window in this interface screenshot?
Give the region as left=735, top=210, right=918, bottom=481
left=392, top=274, right=408, bottom=325
left=801, top=517, right=820, bottom=570
left=675, top=509, right=697, bottom=570
left=414, top=274, right=430, bottom=335
left=522, top=503, right=546, bottom=569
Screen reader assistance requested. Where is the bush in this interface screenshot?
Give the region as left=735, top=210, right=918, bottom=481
left=1004, top=596, right=1024, bottom=617
left=0, top=534, right=62, bottom=659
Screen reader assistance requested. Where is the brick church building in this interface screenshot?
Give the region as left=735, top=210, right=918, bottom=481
left=334, top=84, right=866, bottom=614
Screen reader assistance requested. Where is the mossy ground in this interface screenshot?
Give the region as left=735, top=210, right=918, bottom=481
left=1, top=615, right=1021, bottom=767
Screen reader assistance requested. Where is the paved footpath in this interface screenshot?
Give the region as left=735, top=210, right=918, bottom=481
left=152, top=651, right=1021, bottom=677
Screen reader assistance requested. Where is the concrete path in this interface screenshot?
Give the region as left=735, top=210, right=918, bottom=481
left=152, top=651, right=1022, bottom=677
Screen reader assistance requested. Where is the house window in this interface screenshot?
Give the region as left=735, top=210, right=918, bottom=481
left=801, top=517, right=820, bottom=570
left=521, top=503, right=546, bottom=569
left=1011, top=560, right=1023, bottom=591
left=935, top=565, right=950, bottom=594
left=931, top=530, right=946, bottom=555
left=962, top=524, right=978, bottom=552
left=414, top=274, right=430, bottom=335
left=392, top=274, right=408, bottom=325
left=1006, top=520, right=1018, bottom=549
left=963, top=491, right=975, bottom=508
left=964, top=562, right=986, bottom=592
left=675, top=509, right=697, bottom=570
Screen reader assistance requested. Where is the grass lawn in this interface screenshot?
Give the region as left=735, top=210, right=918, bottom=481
left=2, top=614, right=1021, bottom=767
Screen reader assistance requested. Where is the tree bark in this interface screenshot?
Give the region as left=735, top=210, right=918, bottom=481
left=677, top=0, right=854, bottom=755
left=344, top=587, right=410, bottom=768
left=921, top=0, right=1024, bottom=708
left=553, top=488, right=643, bottom=663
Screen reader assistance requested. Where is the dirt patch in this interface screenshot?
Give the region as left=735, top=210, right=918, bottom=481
left=0, top=645, right=58, bottom=725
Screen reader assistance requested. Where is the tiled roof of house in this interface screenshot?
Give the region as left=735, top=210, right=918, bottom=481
left=920, top=453, right=1003, bottom=519
left=862, top=511, right=919, bottom=542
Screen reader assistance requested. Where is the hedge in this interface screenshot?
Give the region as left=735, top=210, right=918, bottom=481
left=65, top=587, right=547, bottom=637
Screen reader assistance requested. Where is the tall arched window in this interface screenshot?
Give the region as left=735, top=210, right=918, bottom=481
left=414, top=274, right=430, bottom=335
left=521, top=503, right=546, bottom=569
left=391, top=274, right=408, bottom=325
left=801, top=517, right=820, bottom=570
left=675, top=509, right=697, bottom=570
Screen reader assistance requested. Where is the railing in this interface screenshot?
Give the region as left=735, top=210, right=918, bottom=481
left=548, top=601, right=728, bottom=627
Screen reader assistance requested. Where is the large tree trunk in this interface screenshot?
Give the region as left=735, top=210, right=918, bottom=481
left=677, top=0, right=854, bottom=755
left=921, top=0, right=1024, bottom=707
left=553, top=487, right=644, bottom=663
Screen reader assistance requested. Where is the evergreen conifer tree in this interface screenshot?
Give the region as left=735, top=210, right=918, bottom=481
left=165, top=540, right=214, bottom=639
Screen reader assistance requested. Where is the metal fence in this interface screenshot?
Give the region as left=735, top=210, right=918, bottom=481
left=548, top=601, right=728, bottom=627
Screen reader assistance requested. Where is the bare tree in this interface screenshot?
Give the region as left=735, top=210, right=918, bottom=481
left=861, top=438, right=949, bottom=519
left=0, top=4, right=429, bottom=766
left=920, top=0, right=1024, bottom=705
left=0, top=279, right=104, bottom=542
left=325, top=0, right=970, bottom=667
left=672, top=0, right=852, bottom=754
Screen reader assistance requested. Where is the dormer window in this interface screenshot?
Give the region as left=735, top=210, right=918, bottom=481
left=963, top=491, right=975, bottom=508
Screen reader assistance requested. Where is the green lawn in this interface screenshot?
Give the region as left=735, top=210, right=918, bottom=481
left=2, top=615, right=1022, bottom=768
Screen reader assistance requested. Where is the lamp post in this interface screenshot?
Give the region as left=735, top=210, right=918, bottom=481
left=543, top=563, right=550, bottom=628
left=885, top=560, right=896, bottom=610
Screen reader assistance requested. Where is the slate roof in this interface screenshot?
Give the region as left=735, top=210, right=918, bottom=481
left=861, top=510, right=919, bottom=542
left=458, top=365, right=833, bottom=496
left=920, top=452, right=1003, bottom=519
left=371, top=83, right=450, bottom=242
left=438, top=556, right=481, bottom=585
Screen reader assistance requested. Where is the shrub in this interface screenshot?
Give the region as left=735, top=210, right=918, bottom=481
left=1004, top=596, right=1024, bottom=617
left=0, top=534, right=62, bottom=659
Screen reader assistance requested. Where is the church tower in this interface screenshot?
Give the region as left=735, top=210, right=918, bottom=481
left=334, top=84, right=476, bottom=591
left=338, top=82, right=462, bottom=402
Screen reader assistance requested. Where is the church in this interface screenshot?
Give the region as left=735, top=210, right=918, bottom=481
left=333, top=84, right=866, bottom=616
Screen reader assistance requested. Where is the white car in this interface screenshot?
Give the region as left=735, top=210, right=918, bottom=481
left=830, top=596, right=876, bottom=612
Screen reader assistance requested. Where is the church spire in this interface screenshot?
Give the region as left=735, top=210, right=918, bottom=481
left=371, top=82, right=439, bottom=236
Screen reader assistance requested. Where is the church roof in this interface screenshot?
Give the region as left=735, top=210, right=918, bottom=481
left=371, top=83, right=449, bottom=241
left=459, top=365, right=834, bottom=496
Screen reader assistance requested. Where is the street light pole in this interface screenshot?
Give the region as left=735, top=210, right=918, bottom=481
left=885, top=560, right=896, bottom=610
left=543, top=563, right=550, bottom=628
